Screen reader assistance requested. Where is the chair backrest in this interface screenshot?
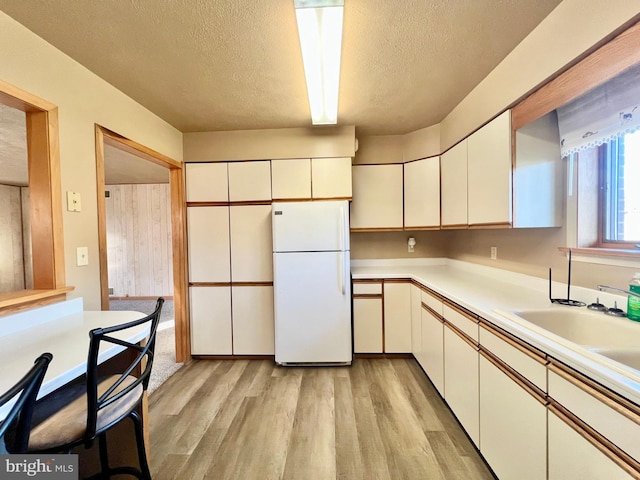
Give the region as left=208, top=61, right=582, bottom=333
left=0, top=353, right=52, bottom=454
left=84, top=297, right=164, bottom=442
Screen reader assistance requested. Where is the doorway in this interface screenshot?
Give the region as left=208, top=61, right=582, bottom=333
left=95, top=126, right=188, bottom=363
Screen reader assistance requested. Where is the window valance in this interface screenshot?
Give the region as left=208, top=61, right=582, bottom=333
left=557, top=63, right=640, bottom=157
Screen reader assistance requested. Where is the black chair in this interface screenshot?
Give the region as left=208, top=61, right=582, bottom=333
left=0, top=353, right=52, bottom=454
left=29, top=298, right=164, bottom=480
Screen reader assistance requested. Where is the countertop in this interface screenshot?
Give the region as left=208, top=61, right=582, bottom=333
left=352, top=258, right=640, bottom=404
left=0, top=298, right=149, bottom=418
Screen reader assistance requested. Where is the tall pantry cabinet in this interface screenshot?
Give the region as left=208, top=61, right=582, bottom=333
left=186, top=161, right=275, bottom=356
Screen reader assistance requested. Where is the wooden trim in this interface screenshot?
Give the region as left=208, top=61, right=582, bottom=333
left=421, top=302, right=444, bottom=322
left=94, top=125, right=189, bottom=363
left=512, top=20, right=640, bottom=130
left=188, top=282, right=274, bottom=287
left=352, top=294, right=383, bottom=299
left=352, top=279, right=383, bottom=284
left=230, top=282, right=274, bottom=287
left=479, top=348, right=547, bottom=405
left=549, top=360, right=640, bottom=421
left=101, top=127, right=182, bottom=169
left=479, top=320, right=548, bottom=364
left=442, top=298, right=478, bottom=322
left=189, top=282, right=233, bottom=287
left=382, top=278, right=412, bottom=285
left=310, top=196, right=352, bottom=201
left=440, top=224, right=469, bottom=230
left=191, top=355, right=274, bottom=360
left=350, top=227, right=404, bottom=232
left=548, top=402, right=640, bottom=478
left=272, top=197, right=313, bottom=202
left=558, top=246, right=640, bottom=259
left=187, top=200, right=273, bottom=207
left=444, top=320, right=478, bottom=349
left=403, top=154, right=440, bottom=164
left=0, top=287, right=74, bottom=315
left=468, top=222, right=512, bottom=229
left=403, top=226, right=441, bottom=231
left=0, top=78, right=57, bottom=112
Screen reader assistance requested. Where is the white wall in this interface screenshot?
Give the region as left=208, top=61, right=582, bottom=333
left=0, top=12, right=183, bottom=309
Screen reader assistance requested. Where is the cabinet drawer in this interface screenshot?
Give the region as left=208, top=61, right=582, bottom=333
left=549, top=365, right=640, bottom=463
left=421, top=289, right=443, bottom=316
left=443, top=303, right=478, bottom=342
left=352, top=281, right=382, bottom=295
left=479, top=323, right=547, bottom=392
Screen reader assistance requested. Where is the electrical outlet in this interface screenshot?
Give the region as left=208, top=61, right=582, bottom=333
left=490, top=246, right=497, bottom=260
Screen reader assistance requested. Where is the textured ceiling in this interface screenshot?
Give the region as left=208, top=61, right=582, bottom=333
left=104, top=144, right=169, bottom=185
left=0, top=0, right=561, bottom=136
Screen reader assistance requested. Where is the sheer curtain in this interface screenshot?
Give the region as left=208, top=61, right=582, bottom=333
left=557, top=63, right=640, bottom=157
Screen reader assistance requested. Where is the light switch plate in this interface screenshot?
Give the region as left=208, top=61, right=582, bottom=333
left=76, top=247, right=89, bottom=266
left=67, top=191, right=82, bottom=212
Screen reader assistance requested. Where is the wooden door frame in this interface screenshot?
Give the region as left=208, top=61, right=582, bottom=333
left=95, top=125, right=190, bottom=362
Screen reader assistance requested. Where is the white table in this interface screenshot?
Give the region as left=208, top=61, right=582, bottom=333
left=0, top=298, right=149, bottom=419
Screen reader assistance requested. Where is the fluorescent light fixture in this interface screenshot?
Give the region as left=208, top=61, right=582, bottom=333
left=294, top=0, right=344, bottom=125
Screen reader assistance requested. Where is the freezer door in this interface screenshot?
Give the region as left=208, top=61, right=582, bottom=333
left=272, top=201, right=350, bottom=253
left=274, top=251, right=352, bottom=364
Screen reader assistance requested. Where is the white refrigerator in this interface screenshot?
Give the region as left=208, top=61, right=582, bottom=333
left=272, top=201, right=352, bottom=365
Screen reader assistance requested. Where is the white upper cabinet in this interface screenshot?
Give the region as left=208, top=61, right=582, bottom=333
left=271, top=159, right=311, bottom=200
left=404, top=157, right=440, bottom=229
left=351, top=164, right=403, bottom=230
left=185, top=163, right=229, bottom=202
left=187, top=206, right=230, bottom=283
left=229, top=205, right=273, bottom=282
left=467, top=110, right=512, bottom=226
left=440, top=140, right=468, bottom=228
left=311, top=157, right=352, bottom=199
left=228, top=160, right=272, bottom=201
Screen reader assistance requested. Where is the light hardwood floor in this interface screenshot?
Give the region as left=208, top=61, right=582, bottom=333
left=148, top=358, right=495, bottom=480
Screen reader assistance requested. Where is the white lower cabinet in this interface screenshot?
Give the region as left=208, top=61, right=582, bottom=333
left=383, top=282, right=412, bottom=353
left=444, top=325, right=479, bottom=446
left=232, top=286, right=274, bottom=355
left=421, top=304, right=444, bottom=395
left=479, top=354, right=547, bottom=480
left=189, top=286, right=232, bottom=355
left=353, top=297, right=383, bottom=353
left=548, top=409, right=634, bottom=479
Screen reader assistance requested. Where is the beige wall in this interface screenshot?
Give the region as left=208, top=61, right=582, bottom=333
left=106, top=184, right=173, bottom=297
left=351, top=231, right=449, bottom=260
left=184, top=125, right=355, bottom=162
left=0, top=12, right=183, bottom=309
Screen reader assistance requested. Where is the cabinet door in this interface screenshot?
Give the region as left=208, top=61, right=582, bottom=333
left=229, top=205, right=273, bottom=282
left=190, top=286, right=232, bottom=355
left=271, top=159, right=311, bottom=200
left=187, top=206, right=230, bottom=282
left=185, top=163, right=228, bottom=202
left=351, top=164, right=403, bottom=229
left=353, top=297, right=383, bottom=353
left=228, top=160, right=272, bottom=201
left=404, top=157, right=440, bottom=228
left=467, top=110, right=512, bottom=226
left=548, top=409, right=634, bottom=480
left=479, top=354, right=546, bottom=480
left=311, top=157, right=352, bottom=199
left=440, top=140, right=468, bottom=227
left=410, top=285, right=422, bottom=357
left=421, top=305, right=444, bottom=395
left=232, top=286, right=274, bottom=355
left=383, top=282, right=412, bottom=353
left=444, top=326, right=479, bottom=446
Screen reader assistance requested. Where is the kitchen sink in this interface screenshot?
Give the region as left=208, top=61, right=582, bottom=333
left=588, top=347, right=640, bottom=371
left=507, top=307, right=640, bottom=349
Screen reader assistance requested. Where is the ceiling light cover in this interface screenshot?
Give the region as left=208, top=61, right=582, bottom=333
left=294, top=0, right=344, bottom=125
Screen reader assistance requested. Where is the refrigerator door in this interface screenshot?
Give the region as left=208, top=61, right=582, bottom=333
left=272, top=201, right=350, bottom=253
left=274, top=251, right=352, bottom=364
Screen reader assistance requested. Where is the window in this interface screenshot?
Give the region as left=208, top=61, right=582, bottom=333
left=600, top=131, right=640, bottom=246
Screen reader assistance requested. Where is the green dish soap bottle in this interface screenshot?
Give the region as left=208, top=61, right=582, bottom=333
left=629, top=273, right=640, bottom=321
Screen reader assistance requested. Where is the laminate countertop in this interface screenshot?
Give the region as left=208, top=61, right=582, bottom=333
left=351, top=258, right=640, bottom=405
left=0, top=298, right=149, bottom=419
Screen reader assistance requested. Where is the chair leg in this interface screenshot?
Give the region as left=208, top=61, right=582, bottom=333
left=129, top=411, right=152, bottom=480
left=97, top=434, right=110, bottom=480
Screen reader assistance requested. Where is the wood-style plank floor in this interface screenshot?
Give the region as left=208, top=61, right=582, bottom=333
left=148, top=358, right=494, bottom=480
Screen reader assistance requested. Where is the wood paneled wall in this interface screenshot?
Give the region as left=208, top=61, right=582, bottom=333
left=0, top=184, right=32, bottom=293
left=105, top=184, right=173, bottom=297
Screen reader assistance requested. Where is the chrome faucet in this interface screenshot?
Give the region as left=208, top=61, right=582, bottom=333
left=597, top=285, right=640, bottom=298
